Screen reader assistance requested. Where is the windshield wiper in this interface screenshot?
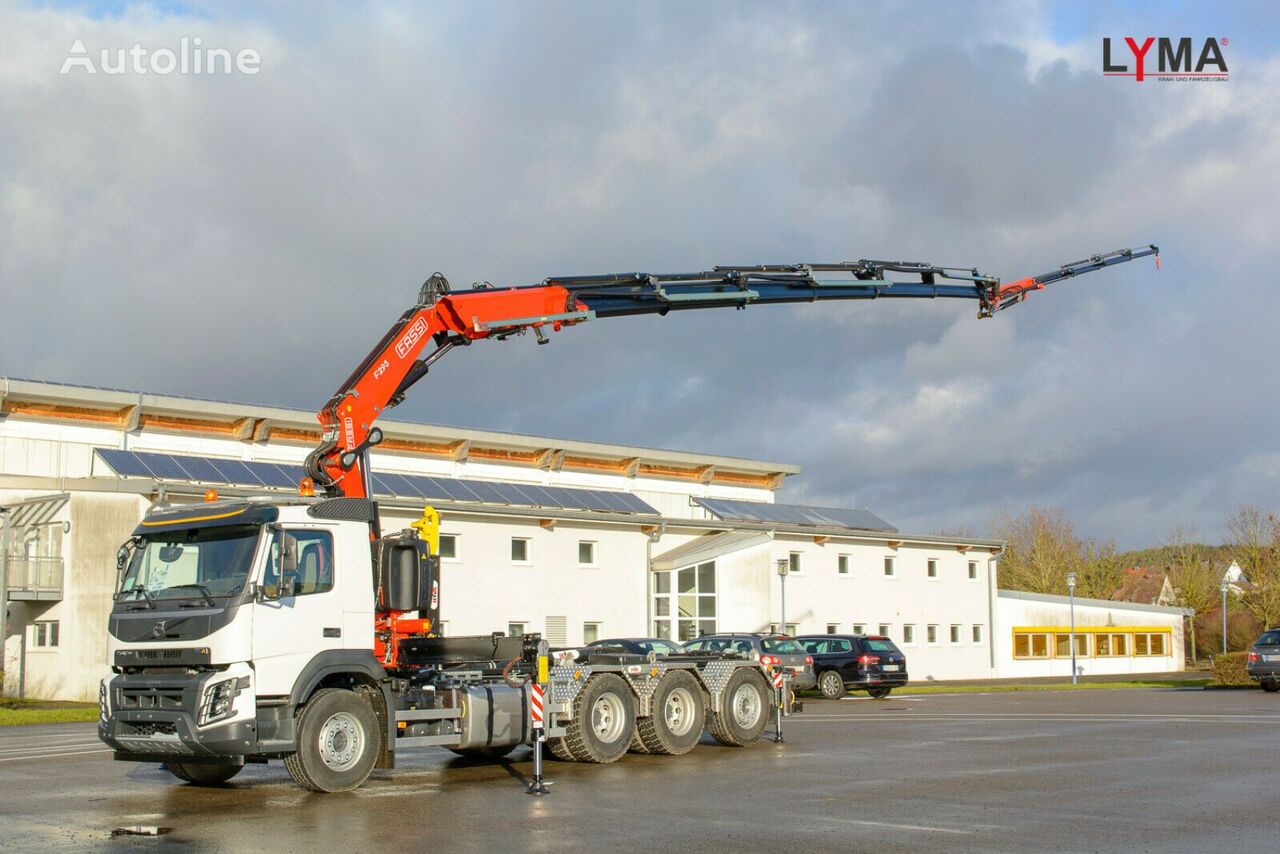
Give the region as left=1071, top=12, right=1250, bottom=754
left=163, top=584, right=218, bottom=608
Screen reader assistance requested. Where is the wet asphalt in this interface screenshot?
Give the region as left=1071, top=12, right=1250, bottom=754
left=2, top=687, right=1278, bottom=852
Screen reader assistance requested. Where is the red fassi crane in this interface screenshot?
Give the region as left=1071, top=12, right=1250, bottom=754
left=304, top=244, right=1156, bottom=505
left=301, top=244, right=1156, bottom=665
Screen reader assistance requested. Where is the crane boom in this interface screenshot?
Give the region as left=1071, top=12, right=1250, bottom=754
left=304, top=244, right=1158, bottom=502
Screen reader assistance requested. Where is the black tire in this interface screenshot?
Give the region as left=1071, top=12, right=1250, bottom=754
left=162, top=762, right=242, bottom=784
left=818, top=670, right=846, bottom=700
left=284, top=688, right=380, bottom=792
left=546, top=735, right=577, bottom=761
left=448, top=745, right=517, bottom=759
left=868, top=687, right=892, bottom=700
left=1263, top=681, right=1280, bottom=693
left=636, top=670, right=707, bottom=755
left=708, top=668, right=772, bottom=747
left=562, top=674, right=636, bottom=764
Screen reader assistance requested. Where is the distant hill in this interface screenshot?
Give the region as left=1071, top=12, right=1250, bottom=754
left=1115, top=543, right=1235, bottom=569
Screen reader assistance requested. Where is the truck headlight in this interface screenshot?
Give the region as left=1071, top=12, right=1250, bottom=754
left=199, top=676, right=248, bottom=726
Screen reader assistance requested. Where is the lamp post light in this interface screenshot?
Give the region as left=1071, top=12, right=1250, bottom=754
left=1066, top=571, right=1078, bottom=685
left=1221, top=580, right=1230, bottom=654
left=776, top=558, right=790, bottom=633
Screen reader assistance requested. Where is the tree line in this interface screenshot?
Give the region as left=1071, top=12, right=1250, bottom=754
left=991, top=506, right=1280, bottom=652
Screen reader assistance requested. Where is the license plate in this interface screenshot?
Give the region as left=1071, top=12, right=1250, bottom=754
left=882, top=664, right=900, bottom=672
left=1265, top=655, right=1280, bottom=662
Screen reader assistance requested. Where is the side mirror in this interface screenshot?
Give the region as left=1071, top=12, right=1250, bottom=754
left=116, top=545, right=130, bottom=572
left=279, top=532, right=299, bottom=574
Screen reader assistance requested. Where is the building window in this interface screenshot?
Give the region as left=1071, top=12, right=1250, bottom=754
left=583, top=622, right=601, bottom=644
left=438, top=534, right=458, bottom=560
left=789, top=551, right=802, bottom=574
left=927, top=559, right=938, bottom=579
left=1014, top=632, right=1051, bottom=658
left=827, top=623, right=839, bottom=635
left=507, top=622, right=526, bottom=637
left=903, top=624, right=915, bottom=644
left=968, top=560, right=978, bottom=580
left=972, top=624, right=983, bottom=643
left=32, top=621, right=59, bottom=648
left=884, top=556, right=895, bottom=577
left=878, top=623, right=890, bottom=637
left=927, top=625, right=938, bottom=644
left=1135, top=632, right=1168, bottom=656
left=1096, top=633, right=1129, bottom=656
left=853, top=623, right=866, bottom=635
left=838, top=554, right=850, bottom=575
left=578, top=541, right=596, bottom=566
left=785, top=623, right=798, bottom=636
left=1055, top=634, right=1089, bottom=657
left=511, top=538, right=530, bottom=563
left=950, top=624, right=961, bottom=644
left=652, top=561, right=716, bottom=642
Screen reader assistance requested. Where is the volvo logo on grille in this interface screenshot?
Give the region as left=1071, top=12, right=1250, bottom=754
left=151, top=620, right=167, bottom=639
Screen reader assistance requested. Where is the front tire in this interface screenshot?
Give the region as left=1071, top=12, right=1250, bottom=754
left=284, top=688, right=380, bottom=792
left=819, top=671, right=846, bottom=700
left=162, top=762, right=242, bottom=785
left=709, top=668, right=772, bottom=747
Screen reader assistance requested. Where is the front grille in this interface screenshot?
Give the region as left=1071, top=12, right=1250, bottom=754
left=119, top=686, right=186, bottom=711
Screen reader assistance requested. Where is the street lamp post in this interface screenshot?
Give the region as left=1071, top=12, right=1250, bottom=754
left=776, top=558, right=789, bottom=633
left=1066, top=571, right=1078, bottom=685
left=1221, top=580, right=1230, bottom=654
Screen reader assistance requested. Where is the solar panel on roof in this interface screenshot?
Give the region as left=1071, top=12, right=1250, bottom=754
left=96, top=449, right=154, bottom=478
left=91, top=448, right=658, bottom=514
left=694, top=497, right=895, bottom=532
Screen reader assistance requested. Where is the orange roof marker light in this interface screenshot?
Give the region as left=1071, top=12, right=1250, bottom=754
left=204, top=489, right=219, bottom=502
left=298, top=477, right=316, bottom=497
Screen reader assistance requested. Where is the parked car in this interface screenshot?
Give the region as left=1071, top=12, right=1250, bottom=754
left=1247, top=629, right=1280, bottom=692
left=796, top=634, right=908, bottom=699
left=581, top=637, right=687, bottom=657
left=681, top=633, right=816, bottom=690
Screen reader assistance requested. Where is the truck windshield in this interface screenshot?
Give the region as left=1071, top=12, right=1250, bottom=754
left=119, top=525, right=261, bottom=602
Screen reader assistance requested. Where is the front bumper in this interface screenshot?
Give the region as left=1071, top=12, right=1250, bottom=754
left=98, top=664, right=256, bottom=761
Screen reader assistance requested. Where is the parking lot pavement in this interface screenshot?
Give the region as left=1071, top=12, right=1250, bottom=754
left=2, top=688, right=1278, bottom=852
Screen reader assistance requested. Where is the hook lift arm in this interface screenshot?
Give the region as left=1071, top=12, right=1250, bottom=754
left=304, top=244, right=1158, bottom=502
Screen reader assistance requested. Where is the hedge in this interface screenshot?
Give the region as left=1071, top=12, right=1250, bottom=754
left=1212, top=652, right=1251, bottom=686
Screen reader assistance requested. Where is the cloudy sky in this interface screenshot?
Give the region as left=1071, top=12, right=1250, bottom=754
left=2, top=1, right=1278, bottom=547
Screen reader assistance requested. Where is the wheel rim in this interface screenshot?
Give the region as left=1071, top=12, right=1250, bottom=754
left=822, top=673, right=842, bottom=696
left=318, top=711, right=364, bottom=771
left=731, top=682, right=762, bottom=729
left=591, top=692, right=626, bottom=743
left=664, top=686, right=697, bottom=737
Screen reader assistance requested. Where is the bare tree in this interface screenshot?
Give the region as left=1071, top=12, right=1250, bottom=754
left=991, top=507, right=1081, bottom=595
left=1164, top=525, right=1219, bottom=661
left=1076, top=539, right=1127, bottom=601
left=1224, top=506, right=1280, bottom=631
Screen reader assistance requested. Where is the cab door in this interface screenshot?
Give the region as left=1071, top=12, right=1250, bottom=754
left=251, top=524, right=345, bottom=696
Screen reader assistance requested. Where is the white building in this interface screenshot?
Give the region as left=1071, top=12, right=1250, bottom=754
left=0, top=378, right=1186, bottom=700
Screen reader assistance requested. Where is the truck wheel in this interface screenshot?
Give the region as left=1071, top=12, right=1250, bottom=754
left=636, top=670, right=706, bottom=755
left=162, top=762, right=242, bottom=785
left=284, top=688, right=380, bottom=792
left=819, top=671, right=846, bottom=700
left=708, top=668, right=771, bottom=747
left=562, top=674, right=636, bottom=764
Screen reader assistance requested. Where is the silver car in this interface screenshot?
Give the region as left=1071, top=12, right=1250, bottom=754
left=681, top=632, right=817, bottom=690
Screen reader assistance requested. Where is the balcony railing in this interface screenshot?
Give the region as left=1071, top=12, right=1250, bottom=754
left=4, top=556, right=64, bottom=600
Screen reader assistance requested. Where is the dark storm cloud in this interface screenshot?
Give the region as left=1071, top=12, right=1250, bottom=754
left=1, top=1, right=1276, bottom=547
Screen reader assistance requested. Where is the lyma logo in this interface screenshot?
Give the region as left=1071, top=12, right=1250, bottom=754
left=1103, top=37, right=1229, bottom=82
